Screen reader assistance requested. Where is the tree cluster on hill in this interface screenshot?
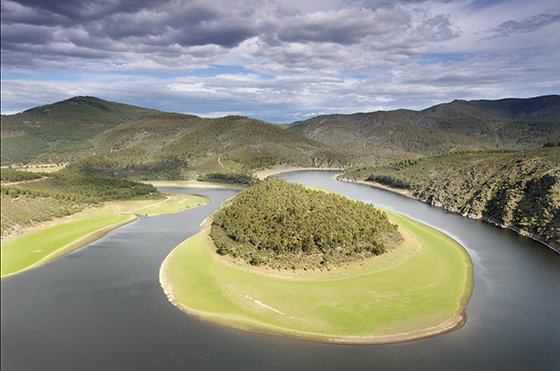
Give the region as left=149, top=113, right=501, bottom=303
left=0, top=169, right=158, bottom=236
left=13, top=170, right=157, bottom=203
left=342, top=147, right=560, bottom=249
left=211, top=179, right=401, bottom=270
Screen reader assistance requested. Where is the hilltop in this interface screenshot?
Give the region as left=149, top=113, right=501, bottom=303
left=2, top=95, right=558, bottom=188
left=1, top=96, right=160, bottom=164
left=3, top=95, right=558, bottom=171
left=289, top=95, right=560, bottom=153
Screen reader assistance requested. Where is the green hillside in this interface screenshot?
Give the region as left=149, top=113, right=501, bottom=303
left=423, top=95, right=560, bottom=122
left=289, top=95, right=560, bottom=152
left=1, top=96, right=160, bottom=164
left=342, top=146, right=560, bottom=249
left=69, top=113, right=407, bottom=179
left=290, top=111, right=491, bottom=153
left=5, top=95, right=557, bottom=178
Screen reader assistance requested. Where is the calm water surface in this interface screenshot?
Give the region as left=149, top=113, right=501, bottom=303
left=2, top=172, right=559, bottom=371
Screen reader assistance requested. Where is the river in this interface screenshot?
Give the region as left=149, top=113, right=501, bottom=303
left=1, top=171, right=559, bottom=370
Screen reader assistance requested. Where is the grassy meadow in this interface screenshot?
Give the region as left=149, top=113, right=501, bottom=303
left=1, top=194, right=208, bottom=278
left=161, top=211, right=473, bottom=343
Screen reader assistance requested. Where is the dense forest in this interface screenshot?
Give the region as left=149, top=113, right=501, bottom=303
left=211, top=179, right=401, bottom=270
left=342, top=147, right=560, bottom=249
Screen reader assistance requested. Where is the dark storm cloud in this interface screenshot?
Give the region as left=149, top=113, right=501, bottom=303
left=3, top=0, right=168, bottom=22
left=2, top=0, right=559, bottom=121
left=0, top=23, right=55, bottom=47
left=1, top=0, right=254, bottom=46
left=1, top=0, right=467, bottom=70
left=0, top=0, right=261, bottom=68
left=488, top=13, right=560, bottom=38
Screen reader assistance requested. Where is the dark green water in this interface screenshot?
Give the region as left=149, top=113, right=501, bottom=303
left=2, top=171, right=559, bottom=370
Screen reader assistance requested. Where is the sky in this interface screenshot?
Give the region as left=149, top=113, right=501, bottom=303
left=1, top=0, right=559, bottom=123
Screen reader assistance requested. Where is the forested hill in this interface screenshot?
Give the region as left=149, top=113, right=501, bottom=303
left=1, top=96, right=160, bottom=164
left=341, top=146, right=560, bottom=251
left=68, top=113, right=398, bottom=179
left=211, top=179, right=402, bottom=269
left=289, top=95, right=560, bottom=152
left=1, top=97, right=409, bottom=175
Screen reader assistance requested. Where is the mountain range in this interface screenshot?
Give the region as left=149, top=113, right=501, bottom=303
left=289, top=95, right=560, bottom=152
left=1, top=94, right=559, bottom=250
left=2, top=95, right=559, bottom=176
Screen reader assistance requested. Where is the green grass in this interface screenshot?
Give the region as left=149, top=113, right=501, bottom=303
left=1, top=194, right=82, bottom=236
left=161, top=211, right=473, bottom=343
left=1, top=194, right=208, bottom=278
left=1, top=207, right=133, bottom=277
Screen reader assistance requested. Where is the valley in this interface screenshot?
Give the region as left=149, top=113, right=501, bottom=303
left=2, top=94, right=558, bottom=251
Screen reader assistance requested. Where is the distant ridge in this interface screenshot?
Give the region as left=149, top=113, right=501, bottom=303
left=289, top=95, right=560, bottom=151
left=2, top=94, right=559, bottom=168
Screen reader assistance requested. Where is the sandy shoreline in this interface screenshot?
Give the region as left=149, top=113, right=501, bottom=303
left=254, top=166, right=343, bottom=180
left=144, top=180, right=247, bottom=190
left=338, top=177, right=413, bottom=197
left=143, top=167, right=342, bottom=189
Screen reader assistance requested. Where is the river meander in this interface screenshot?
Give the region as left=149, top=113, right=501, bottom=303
left=1, top=171, right=559, bottom=370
